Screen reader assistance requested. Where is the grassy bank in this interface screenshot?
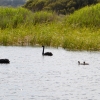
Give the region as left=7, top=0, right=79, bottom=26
left=0, top=4, right=100, bottom=51
left=1, top=23, right=100, bottom=50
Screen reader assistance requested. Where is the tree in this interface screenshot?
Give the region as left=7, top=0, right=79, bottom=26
left=23, top=0, right=99, bottom=14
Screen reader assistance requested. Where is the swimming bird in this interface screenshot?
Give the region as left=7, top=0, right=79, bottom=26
left=78, top=61, right=89, bottom=65
left=0, top=59, right=10, bottom=64
left=42, top=46, right=53, bottom=56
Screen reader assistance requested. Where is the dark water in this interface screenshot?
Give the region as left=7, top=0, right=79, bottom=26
left=0, top=46, right=100, bottom=100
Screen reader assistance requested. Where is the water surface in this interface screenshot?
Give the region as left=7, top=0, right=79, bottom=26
left=0, top=46, right=100, bottom=100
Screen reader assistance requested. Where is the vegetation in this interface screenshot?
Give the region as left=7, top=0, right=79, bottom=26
left=0, top=7, right=32, bottom=29
left=1, top=4, right=100, bottom=50
left=66, top=3, right=100, bottom=27
left=1, top=22, right=100, bottom=50
left=0, top=7, right=56, bottom=29
left=23, top=0, right=99, bottom=14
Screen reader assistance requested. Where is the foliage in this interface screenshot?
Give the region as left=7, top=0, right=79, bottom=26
left=1, top=23, right=100, bottom=50
left=1, top=4, right=100, bottom=50
left=66, top=3, right=100, bottom=27
left=32, top=11, right=57, bottom=24
left=0, top=7, right=33, bottom=29
left=0, top=7, right=57, bottom=29
left=23, top=0, right=99, bottom=14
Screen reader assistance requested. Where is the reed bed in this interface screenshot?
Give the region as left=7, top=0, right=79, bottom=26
left=1, top=5, right=100, bottom=51
left=1, top=23, right=100, bottom=50
left=66, top=3, right=100, bottom=27
left=0, top=7, right=56, bottom=29
left=0, top=7, right=33, bottom=29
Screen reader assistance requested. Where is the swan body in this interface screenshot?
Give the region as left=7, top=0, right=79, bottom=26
left=42, top=46, right=53, bottom=56
left=0, top=59, right=10, bottom=64
left=78, top=61, right=89, bottom=65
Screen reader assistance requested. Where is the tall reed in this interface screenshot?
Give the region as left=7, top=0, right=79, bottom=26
left=0, top=7, right=57, bottom=29
left=66, top=3, right=100, bottom=27
left=0, top=7, right=34, bottom=29
left=1, top=22, right=100, bottom=50
left=32, top=11, right=57, bottom=25
left=1, top=5, right=100, bottom=50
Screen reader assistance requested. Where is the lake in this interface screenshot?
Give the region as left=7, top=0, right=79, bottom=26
left=0, top=46, right=100, bottom=100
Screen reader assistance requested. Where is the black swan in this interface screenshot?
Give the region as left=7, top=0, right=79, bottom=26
left=0, top=59, right=10, bottom=64
left=78, top=61, right=89, bottom=65
left=42, top=46, right=53, bottom=56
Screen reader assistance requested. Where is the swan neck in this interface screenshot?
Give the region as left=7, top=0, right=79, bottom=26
left=42, top=46, right=44, bottom=55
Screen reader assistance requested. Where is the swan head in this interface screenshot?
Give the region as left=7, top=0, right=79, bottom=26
left=42, top=46, right=44, bottom=47
left=78, top=61, right=80, bottom=65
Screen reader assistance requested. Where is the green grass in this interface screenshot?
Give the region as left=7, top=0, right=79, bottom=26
left=66, top=3, right=100, bottom=27
left=1, top=4, right=100, bottom=51
left=1, top=23, right=100, bottom=50
left=0, top=7, right=56, bottom=29
left=0, top=7, right=33, bottom=29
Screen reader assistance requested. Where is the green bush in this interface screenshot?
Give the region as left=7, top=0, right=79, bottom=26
left=66, top=3, right=100, bottom=27
left=0, top=7, right=57, bottom=29
left=0, top=7, right=33, bottom=29
left=32, top=11, right=56, bottom=24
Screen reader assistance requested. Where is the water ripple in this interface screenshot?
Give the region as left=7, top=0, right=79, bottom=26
left=0, top=46, right=100, bottom=100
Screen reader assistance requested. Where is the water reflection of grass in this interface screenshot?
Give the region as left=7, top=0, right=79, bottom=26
left=1, top=23, right=100, bottom=51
